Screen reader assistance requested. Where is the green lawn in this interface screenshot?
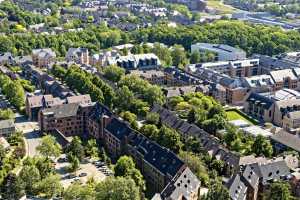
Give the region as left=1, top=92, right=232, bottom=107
left=226, top=110, right=255, bottom=125
left=206, top=0, right=237, bottom=14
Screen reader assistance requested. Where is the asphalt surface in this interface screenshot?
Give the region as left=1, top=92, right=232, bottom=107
left=23, top=130, right=42, bottom=157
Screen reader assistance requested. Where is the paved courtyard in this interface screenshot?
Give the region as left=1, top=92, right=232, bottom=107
left=55, top=155, right=107, bottom=188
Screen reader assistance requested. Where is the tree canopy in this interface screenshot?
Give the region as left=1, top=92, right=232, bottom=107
left=36, top=135, right=62, bottom=159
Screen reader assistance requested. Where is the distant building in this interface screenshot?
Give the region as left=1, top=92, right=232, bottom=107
left=166, top=0, right=206, bottom=11
left=129, top=70, right=166, bottom=85
left=244, top=89, right=300, bottom=125
left=253, top=54, right=300, bottom=73
left=26, top=94, right=63, bottom=121
left=32, top=48, right=56, bottom=68
left=44, top=80, right=75, bottom=99
left=271, top=130, right=300, bottom=153
left=91, top=50, right=120, bottom=67
left=0, top=52, right=15, bottom=66
left=269, top=69, right=298, bottom=90
left=109, top=53, right=161, bottom=70
left=242, top=74, right=275, bottom=93
left=194, top=59, right=260, bottom=77
left=0, top=119, right=15, bottom=137
left=163, top=86, right=199, bottom=98
left=191, top=43, right=246, bottom=61
left=228, top=158, right=292, bottom=200
left=66, top=94, right=92, bottom=105
left=66, top=48, right=89, bottom=65
left=164, top=67, right=202, bottom=86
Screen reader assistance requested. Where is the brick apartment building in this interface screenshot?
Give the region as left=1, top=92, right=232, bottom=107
left=26, top=94, right=91, bottom=121
left=38, top=102, right=200, bottom=199
left=32, top=48, right=56, bottom=68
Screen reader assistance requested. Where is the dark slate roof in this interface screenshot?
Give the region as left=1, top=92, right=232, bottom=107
left=250, top=160, right=290, bottom=185
left=270, top=130, right=300, bottom=152
left=227, top=174, right=248, bottom=200
left=160, top=167, right=200, bottom=200
left=128, top=133, right=185, bottom=177
left=48, top=81, right=75, bottom=99
left=164, top=67, right=202, bottom=85
left=41, top=103, right=80, bottom=118
left=89, top=102, right=112, bottom=122
left=246, top=92, right=274, bottom=109
left=105, top=118, right=132, bottom=141
left=241, top=165, right=259, bottom=189
left=151, top=104, right=241, bottom=167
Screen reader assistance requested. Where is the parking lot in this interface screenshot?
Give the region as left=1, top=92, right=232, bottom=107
left=55, top=155, right=112, bottom=188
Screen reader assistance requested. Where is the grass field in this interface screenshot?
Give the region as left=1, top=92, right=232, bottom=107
left=206, top=0, right=237, bottom=14
left=226, top=110, right=255, bottom=125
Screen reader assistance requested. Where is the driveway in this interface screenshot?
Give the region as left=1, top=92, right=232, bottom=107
left=15, top=116, right=41, bottom=157
left=23, top=130, right=42, bottom=157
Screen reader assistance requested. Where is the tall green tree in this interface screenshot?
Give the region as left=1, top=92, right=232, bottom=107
left=1, top=173, right=24, bottom=200
left=171, top=44, right=189, bottom=68
left=64, top=183, right=95, bottom=200
left=19, top=165, right=41, bottom=195
left=114, top=156, right=145, bottom=191
left=95, top=177, right=141, bottom=200
left=36, top=174, right=63, bottom=199
left=268, top=181, right=292, bottom=200
left=66, top=136, right=85, bottom=161
left=36, top=135, right=62, bottom=159
left=85, top=139, right=99, bottom=159
left=253, top=135, right=273, bottom=157
left=103, top=65, right=125, bottom=82
left=190, top=51, right=201, bottom=64
left=204, top=181, right=230, bottom=200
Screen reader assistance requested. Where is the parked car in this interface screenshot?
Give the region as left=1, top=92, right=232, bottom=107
left=79, top=172, right=87, bottom=177
left=67, top=174, right=76, bottom=179
left=57, top=158, right=65, bottom=163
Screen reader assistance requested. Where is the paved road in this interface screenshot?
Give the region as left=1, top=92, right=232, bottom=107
left=23, top=130, right=42, bottom=157
left=15, top=115, right=41, bottom=157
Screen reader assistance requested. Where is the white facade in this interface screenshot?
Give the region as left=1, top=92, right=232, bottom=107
left=191, top=43, right=246, bottom=61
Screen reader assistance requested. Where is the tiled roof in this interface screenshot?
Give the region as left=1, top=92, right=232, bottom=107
left=270, top=69, right=297, bottom=83
left=161, top=167, right=200, bottom=200
left=271, top=130, right=300, bottom=152
left=228, top=174, right=247, bottom=200
left=88, top=102, right=112, bottom=122
left=67, top=94, right=92, bottom=105
left=246, top=92, right=274, bottom=109
left=241, top=165, right=259, bottom=189
left=128, top=133, right=185, bottom=177
left=27, top=95, right=62, bottom=108
left=41, top=103, right=80, bottom=118
left=250, top=160, right=290, bottom=185
left=105, top=118, right=132, bottom=140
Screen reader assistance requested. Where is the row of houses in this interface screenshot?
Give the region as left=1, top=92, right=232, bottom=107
left=37, top=101, right=200, bottom=200
left=185, top=60, right=300, bottom=105
left=150, top=104, right=299, bottom=200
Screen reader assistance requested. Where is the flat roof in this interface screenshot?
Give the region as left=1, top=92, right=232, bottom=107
left=242, top=126, right=272, bottom=137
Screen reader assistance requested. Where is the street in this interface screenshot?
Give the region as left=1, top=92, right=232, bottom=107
left=15, top=115, right=41, bottom=157
left=23, top=130, right=42, bottom=157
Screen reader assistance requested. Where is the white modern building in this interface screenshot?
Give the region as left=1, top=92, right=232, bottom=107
left=191, top=43, right=246, bottom=61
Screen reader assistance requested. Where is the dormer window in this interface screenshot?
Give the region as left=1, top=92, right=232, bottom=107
left=268, top=172, right=272, bottom=177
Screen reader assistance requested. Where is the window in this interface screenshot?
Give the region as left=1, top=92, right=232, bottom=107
left=268, top=172, right=272, bottom=177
